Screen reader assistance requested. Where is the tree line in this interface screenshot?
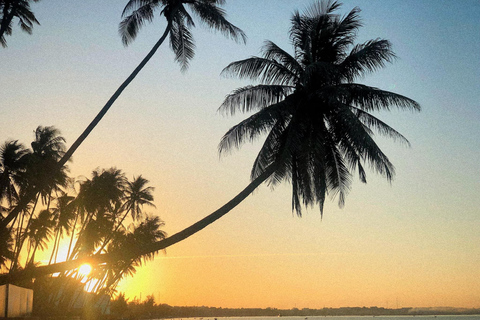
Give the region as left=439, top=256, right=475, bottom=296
left=1, top=126, right=167, bottom=297
left=109, top=294, right=480, bottom=319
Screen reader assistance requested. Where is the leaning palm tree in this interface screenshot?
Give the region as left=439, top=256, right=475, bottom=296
left=0, top=1, right=420, bottom=282
left=129, top=0, right=420, bottom=251
left=59, top=0, right=246, bottom=168
left=0, top=0, right=40, bottom=48
left=0, top=0, right=246, bottom=230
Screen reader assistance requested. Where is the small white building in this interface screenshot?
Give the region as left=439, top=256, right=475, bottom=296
left=0, top=284, right=34, bottom=318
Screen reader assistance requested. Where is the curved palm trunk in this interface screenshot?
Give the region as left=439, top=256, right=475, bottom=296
left=0, top=20, right=174, bottom=230
left=0, top=163, right=277, bottom=284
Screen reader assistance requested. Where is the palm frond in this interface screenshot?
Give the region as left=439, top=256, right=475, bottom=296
left=218, top=101, right=291, bottom=156
left=190, top=1, right=246, bottom=44
left=219, top=85, right=294, bottom=116
left=353, top=107, right=411, bottom=146
left=333, top=83, right=421, bottom=112
left=221, top=56, right=298, bottom=86
left=119, top=4, right=155, bottom=46
left=340, top=39, right=395, bottom=81
left=169, top=14, right=196, bottom=71
left=262, top=40, right=303, bottom=77
left=250, top=115, right=292, bottom=181
left=122, top=0, right=157, bottom=17
left=330, top=103, right=396, bottom=181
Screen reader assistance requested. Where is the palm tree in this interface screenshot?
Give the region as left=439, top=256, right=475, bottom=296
left=8, top=127, right=68, bottom=270
left=0, top=0, right=40, bottom=48
left=0, top=0, right=420, bottom=282
left=0, top=225, right=14, bottom=271
left=56, top=0, right=246, bottom=175
left=0, top=0, right=246, bottom=230
left=49, top=193, right=76, bottom=264
left=122, top=175, right=156, bottom=223
left=25, top=209, right=54, bottom=266
left=0, top=140, right=29, bottom=207
left=69, top=168, right=126, bottom=259
left=19, top=126, right=69, bottom=206
left=95, top=175, right=156, bottom=254
left=98, top=216, right=166, bottom=294
left=129, top=0, right=420, bottom=252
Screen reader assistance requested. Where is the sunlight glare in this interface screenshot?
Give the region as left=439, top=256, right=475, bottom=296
left=78, top=264, right=92, bottom=277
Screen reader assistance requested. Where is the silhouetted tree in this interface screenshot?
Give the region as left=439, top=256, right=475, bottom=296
left=218, top=0, right=421, bottom=215
left=0, top=0, right=40, bottom=48
left=0, top=140, right=29, bottom=207
left=113, top=0, right=420, bottom=258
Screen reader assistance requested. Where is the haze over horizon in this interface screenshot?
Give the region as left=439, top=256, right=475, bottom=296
left=1, top=0, right=479, bottom=310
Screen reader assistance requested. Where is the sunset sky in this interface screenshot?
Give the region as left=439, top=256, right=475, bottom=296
left=1, top=0, right=480, bottom=310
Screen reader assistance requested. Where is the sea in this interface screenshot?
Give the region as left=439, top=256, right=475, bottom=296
left=163, top=316, right=480, bottom=320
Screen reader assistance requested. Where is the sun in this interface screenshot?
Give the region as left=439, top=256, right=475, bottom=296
left=78, top=264, right=92, bottom=277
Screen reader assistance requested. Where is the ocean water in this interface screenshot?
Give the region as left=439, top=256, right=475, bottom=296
left=167, top=316, right=480, bottom=320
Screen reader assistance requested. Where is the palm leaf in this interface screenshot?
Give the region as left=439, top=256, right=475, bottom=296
left=170, top=14, right=195, bottom=71
left=222, top=56, right=298, bottom=85
left=190, top=1, right=246, bottom=44
left=340, top=39, right=396, bottom=81
left=333, top=83, right=421, bottom=112
left=219, top=85, right=294, bottom=116
left=119, top=4, right=155, bottom=46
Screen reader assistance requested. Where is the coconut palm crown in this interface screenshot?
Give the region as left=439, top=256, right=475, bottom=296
left=120, top=0, right=247, bottom=71
left=0, top=0, right=40, bottom=48
left=219, top=0, right=420, bottom=216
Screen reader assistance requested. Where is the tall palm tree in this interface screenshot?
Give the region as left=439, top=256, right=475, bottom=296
left=69, top=168, right=126, bottom=259
left=19, top=126, right=69, bottom=206
left=7, top=127, right=68, bottom=270
left=95, top=175, right=156, bottom=254
left=0, top=1, right=420, bottom=281
left=0, top=0, right=246, bottom=230
left=0, top=140, right=29, bottom=207
left=56, top=0, right=246, bottom=174
left=122, top=175, right=156, bottom=223
left=25, top=209, right=54, bottom=266
left=49, top=193, right=76, bottom=264
left=0, top=0, right=40, bottom=48
left=130, top=0, right=420, bottom=252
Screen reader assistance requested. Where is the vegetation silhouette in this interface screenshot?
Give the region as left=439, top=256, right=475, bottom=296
left=1, top=0, right=420, bottom=284
left=0, top=0, right=40, bottom=48
left=0, top=127, right=168, bottom=311
left=109, top=295, right=480, bottom=319
left=0, top=0, right=246, bottom=231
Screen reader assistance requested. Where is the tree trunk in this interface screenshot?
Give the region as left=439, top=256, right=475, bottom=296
left=0, top=163, right=277, bottom=283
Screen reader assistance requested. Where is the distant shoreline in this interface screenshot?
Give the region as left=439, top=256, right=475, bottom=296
left=138, top=305, right=480, bottom=319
